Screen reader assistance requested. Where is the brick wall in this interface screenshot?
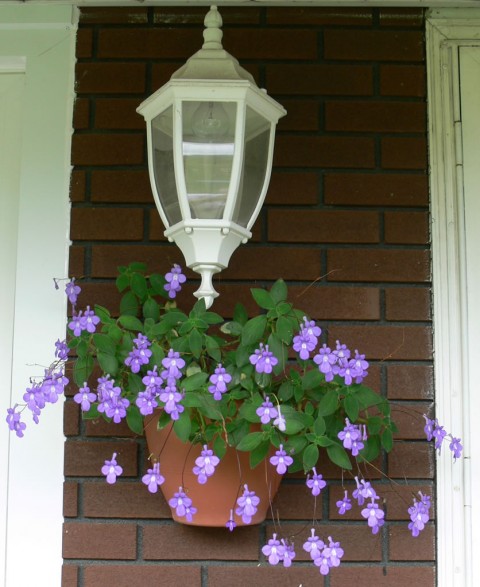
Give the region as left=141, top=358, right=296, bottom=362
left=64, top=6, right=434, bottom=586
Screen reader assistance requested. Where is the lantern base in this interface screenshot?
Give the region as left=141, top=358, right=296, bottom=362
left=191, top=264, right=220, bottom=309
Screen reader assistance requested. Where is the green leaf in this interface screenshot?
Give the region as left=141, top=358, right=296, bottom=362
left=303, top=444, right=319, bottom=471
left=97, top=352, right=118, bottom=376
left=107, top=324, right=123, bottom=343
left=131, top=273, right=148, bottom=300
left=126, top=406, right=144, bottom=435
left=236, top=431, right=264, bottom=452
left=359, top=436, right=381, bottom=463
left=238, top=399, right=263, bottom=423
left=182, top=371, right=209, bottom=392
left=355, top=385, right=384, bottom=409
left=116, top=273, right=130, bottom=292
left=120, top=291, right=139, bottom=316
left=267, top=332, right=287, bottom=375
left=250, top=440, right=271, bottom=469
left=344, top=394, right=360, bottom=422
left=278, top=381, right=294, bottom=401
left=381, top=428, right=394, bottom=452
left=143, top=298, right=160, bottom=321
left=233, top=303, right=249, bottom=326
left=76, top=340, right=88, bottom=359
left=189, top=328, right=203, bottom=359
left=73, top=356, right=94, bottom=387
left=326, top=443, right=352, bottom=470
left=276, top=316, right=294, bottom=344
left=367, top=416, right=383, bottom=435
left=302, top=369, right=323, bottom=391
left=190, top=298, right=207, bottom=317
left=92, top=333, right=116, bottom=355
left=284, top=435, right=307, bottom=456
left=251, top=288, right=275, bottom=310
left=276, top=301, right=293, bottom=316
left=118, top=315, right=144, bottom=332
left=213, top=435, right=227, bottom=460
left=235, top=346, right=251, bottom=368
left=241, top=315, right=267, bottom=345
left=128, top=262, right=147, bottom=272
left=205, top=335, right=221, bottom=362
left=220, top=321, right=243, bottom=336
left=94, top=305, right=113, bottom=324
left=81, top=404, right=100, bottom=420
left=280, top=405, right=306, bottom=434
left=149, top=273, right=167, bottom=295
left=313, top=414, right=326, bottom=436
left=149, top=343, right=165, bottom=368
left=270, top=279, right=288, bottom=304
left=318, top=389, right=339, bottom=416
left=173, top=411, right=191, bottom=442
left=127, top=373, right=144, bottom=394
left=315, top=436, right=334, bottom=447
left=203, top=311, right=224, bottom=325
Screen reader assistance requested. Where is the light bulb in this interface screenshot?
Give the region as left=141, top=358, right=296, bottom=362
left=192, top=101, right=229, bottom=139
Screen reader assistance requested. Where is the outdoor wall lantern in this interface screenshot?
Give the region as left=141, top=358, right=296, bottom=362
left=137, top=5, right=286, bottom=308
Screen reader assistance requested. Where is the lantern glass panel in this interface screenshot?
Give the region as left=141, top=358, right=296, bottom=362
left=151, top=106, right=181, bottom=226
left=232, top=106, right=270, bottom=228
left=182, top=101, right=236, bottom=220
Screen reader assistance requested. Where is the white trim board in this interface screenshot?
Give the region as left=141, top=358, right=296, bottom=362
left=426, top=9, right=480, bottom=587
left=0, top=6, right=77, bottom=587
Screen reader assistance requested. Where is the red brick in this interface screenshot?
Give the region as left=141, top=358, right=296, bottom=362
left=208, top=566, right=325, bottom=587
left=389, top=524, right=435, bottom=560
left=76, top=28, right=93, bottom=58
left=64, top=440, right=138, bottom=476
left=98, top=29, right=316, bottom=60
left=324, top=173, right=428, bottom=207
left=327, top=249, right=430, bottom=283
left=63, top=522, right=137, bottom=559
left=277, top=100, right=319, bottom=131
left=70, top=208, right=144, bottom=241
left=328, top=325, right=432, bottom=360
left=379, top=8, right=424, bottom=27
left=266, top=64, right=373, bottom=95
left=80, top=7, right=148, bottom=24
left=385, top=211, right=429, bottom=244
left=326, top=101, right=425, bottom=133
left=385, top=287, right=431, bottom=321
left=91, top=245, right=184, bottom=278
left=268, top=209, right=379, bottom=243
left=75, top=63, right=146, bottom=94
left=84, top=565, right=201, bottom=586
left=143, top=524, right=259, bottom=560
left=64, top=400, right=79, bottom=436
left=73, top=98, right=89, bottom=130
left=382, top=137, right=427, bottom=170
left=84, top=482, right=170, bottom=518
left=388, top=441, right=434, bottom=478
left=70, top=170, right=86, bottom=202
left=63, top=482, right=78, bottom=518
left=95, top=98, right=144, bottom=130
left=387, top=364, right=434, bottom=400
left=85, top=416, right=134, bottom=437
left=154, top=6, right=260, bottom=24
left=324, top=30, right=424, bottom=62
left=267, top=7, right=373, bottom=25
left=68, top=245, right=85, bottom=277
left=391, top=402, right=433, bottom=439
left=330, top=566, right=434, bottom=586
left=380, top=65, right=426, bottom=97
left=91, top=170, right=153, bottom=204
left=266, top=172, right=318, bottom=206
left=61, top=565, right=78, bottom=587
left=71, top=134, right=144, bottom=166
left=268, top=483, right=322, bottom=520
left=274, top=136, right=375, bottom=169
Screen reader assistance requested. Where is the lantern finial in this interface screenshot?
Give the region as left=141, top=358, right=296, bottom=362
left=203, top=6, right=223, bottom=50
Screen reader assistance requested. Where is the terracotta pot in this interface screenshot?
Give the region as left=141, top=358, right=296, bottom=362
left=144, top=411, right=282, bottom=527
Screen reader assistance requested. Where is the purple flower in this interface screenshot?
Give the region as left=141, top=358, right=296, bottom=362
left=302, top=317, right=321, bottom=341
left=249, top=343, right=278, bottom=374
left=273, top=409, right=286, bottom=432
left=142, top=462, right=165, bottom=493
left=313, top=344, right=337, bottom=382
left=423, top=414, right=435, bottom=441
left=6, top=405, right=26, bottom=437
left=164, top=264, right=186, bottom=299
left=313, top=536, right=344, bottom=575
left=208, top=364, right=232, bottom=400
left=65, top=278, right=81, bottom=305
left=408, top=492, right=431, bottom=537
left=161, top=349, right=185, bottom=381
left=306, top=467, right=327, bottom=496
left=81, top=306, right=100, bottom=334
left=135, top=389, right=158, bottom=416
left=193, top=445, right=220, bottom=484
left=269, top=444, right=293, bottom=475
left=337, top=418, right=365, bottom=456
left=159, top=384, right=184, bottom=420
left=449, top=437, right=463, bottom=460
left=74, top=382, right=97, bottom=412
left=432, top=421, right=447, bottom=452
left=280, top=539, right=296, bottom=567
left=262, top=533, right=285, bottom=565
left=55, top=339, right=69, bottom=361
left=125, top=333, right=152, bottom=374
left=169, top=487, right=196, bottom=520
left=68, top=311, right=84, bottom=336
left=256, top=396, right=278, bottom=425
left=352, top=350, right=369, bottom=383
left=303, top=528, right=325, bottom=560
left=352, top=476, right=377, bottom=506
left=41, top=370, right=68, bottom=403
left=142, top=366, right=162, bottom=391
left=101, top=452, right=123, bottom=484
left=235, top=484, right=260, bottom=524
left=361, top=499, right=385, bottom=534
left=336, top=490, right=352, bottom=515
left=225, top=510, right=237, bottom=532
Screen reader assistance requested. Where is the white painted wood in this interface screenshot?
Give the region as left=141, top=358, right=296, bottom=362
left=0, top=6, right=77, bottom=587
left=427, top=10, right=480, bottom=587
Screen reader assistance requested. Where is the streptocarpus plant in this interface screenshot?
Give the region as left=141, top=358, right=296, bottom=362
left=6, top=262, right=462, bottom=576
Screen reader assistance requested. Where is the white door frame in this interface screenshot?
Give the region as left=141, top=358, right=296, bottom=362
left=0, top=6, right=77, bottom=586
left=427, top=8, right=480, bottom=587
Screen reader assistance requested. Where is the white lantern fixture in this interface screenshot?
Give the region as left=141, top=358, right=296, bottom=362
left=137, top=5, right=286, bottom=308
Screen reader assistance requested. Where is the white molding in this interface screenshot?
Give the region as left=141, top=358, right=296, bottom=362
left=426, top=9, right=480, bottom=587
left=0, top=5, right=77, bottom=587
